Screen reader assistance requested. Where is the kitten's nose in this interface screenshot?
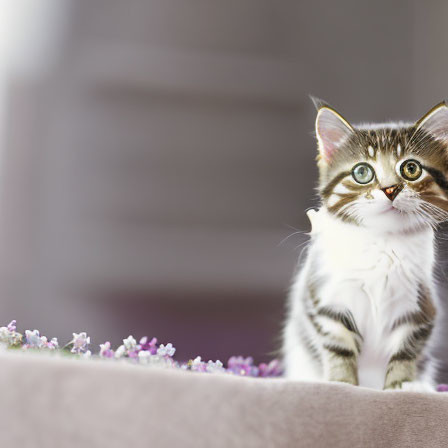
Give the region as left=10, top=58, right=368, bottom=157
left=381, top=184, right=400, bottom=201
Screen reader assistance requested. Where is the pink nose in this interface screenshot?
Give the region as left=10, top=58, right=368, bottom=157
left=381, top=185, right=400, bottom=201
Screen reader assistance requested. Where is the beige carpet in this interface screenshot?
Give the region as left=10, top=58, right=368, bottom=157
left=0, top=351, right=447, bottom=447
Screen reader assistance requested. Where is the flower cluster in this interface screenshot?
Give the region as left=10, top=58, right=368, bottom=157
left=0, top=319, right=283, bottom=378
left=24, top=330, right=59, bottom=350
left=182, top=356, right=225, bottom=373
left=0, top=320, right=22, bottom=347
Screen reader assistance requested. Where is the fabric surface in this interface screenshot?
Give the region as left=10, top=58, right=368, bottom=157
left=0, top=351, right=447, bottom=447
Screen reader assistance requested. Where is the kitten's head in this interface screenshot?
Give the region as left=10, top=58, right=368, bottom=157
left=315, top=100, right=448, bottom=232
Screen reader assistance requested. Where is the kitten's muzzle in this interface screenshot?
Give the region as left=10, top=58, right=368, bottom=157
left=381, top=184, right=402, bottom=201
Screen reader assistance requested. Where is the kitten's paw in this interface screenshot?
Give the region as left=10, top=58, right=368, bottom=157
left=386, top=381, right=435, bottom=393
left=330, top=379, right=358, bottom=387
left=401, top=381, right=435, bottom=393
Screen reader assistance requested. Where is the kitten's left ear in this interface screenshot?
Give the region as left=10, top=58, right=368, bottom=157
left=415, top=101, right=448, bottom=142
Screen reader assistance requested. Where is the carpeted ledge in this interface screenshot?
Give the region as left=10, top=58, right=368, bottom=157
left=0, top=350, right=447, bottom=447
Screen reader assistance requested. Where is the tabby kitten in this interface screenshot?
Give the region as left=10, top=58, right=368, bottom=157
left=283, top=100, right=448, bottom=390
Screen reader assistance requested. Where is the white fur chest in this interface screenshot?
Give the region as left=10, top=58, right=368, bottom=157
left=308, top=209, right=435, bottom=387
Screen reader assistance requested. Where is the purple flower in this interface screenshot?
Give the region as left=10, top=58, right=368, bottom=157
left=122, top=336, right=139, bottom=359
left=127, top=350, right=139, bottom=360
left=23, top=331, right=58, bottom=350
left=226, top=356, right=259, bottom=376
left=138, top=337, right=158, bottom=355
left=99, top=341, right=114, bottom=358
left=70, top=332, right=90, bottom=354
left=206, top=359, right=225, bottom=373
left=258, top=359, right=283, bottom=377
left=157, top=343, right=176, bottom=358
left=43, top=337, right=59, bottom=350
left=123, top=336, right=137, bottom=351
left=437, top=384, right=448, bottom=392
left=115, top=345, right=126, bottom=359
left=7, top=320, right=16, bottom=332
left=25, top=330, right=44, bottom=348
left=190, top=356, right=207, bottom=372
left=0, top=320, right=22, bottom=346
left=187, top=357, right=224, bottom=373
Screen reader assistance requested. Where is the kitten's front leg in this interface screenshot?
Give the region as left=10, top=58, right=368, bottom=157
left=384, top=354, right=417, bottom=390
left=312, top=306, right=362, bottom=385
left=323, top=342, right=359, bottom=385
left=384, top=307, right=434, bottom=390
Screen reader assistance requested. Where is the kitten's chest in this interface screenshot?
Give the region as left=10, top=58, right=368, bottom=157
left=314, top=215, right=434, bottom=324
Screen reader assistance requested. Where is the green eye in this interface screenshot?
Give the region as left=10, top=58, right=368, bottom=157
left=352, top=163, right=374, bottom=184
left=400, top=159, right=422, bottom=181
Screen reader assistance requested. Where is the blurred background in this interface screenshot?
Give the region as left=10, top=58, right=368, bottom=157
left=0, top=0, right=447, bottom=373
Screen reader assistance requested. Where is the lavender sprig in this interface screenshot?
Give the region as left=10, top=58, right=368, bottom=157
left=0, top=319, right=283, bottom=378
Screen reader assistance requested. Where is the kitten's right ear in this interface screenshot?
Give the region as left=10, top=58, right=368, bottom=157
left=415, top=101, right=448, bottom=142
left=315, top=105, right=353, bottom=163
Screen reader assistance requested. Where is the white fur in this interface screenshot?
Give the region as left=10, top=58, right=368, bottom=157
left=283, top=208, right=437, bottom=390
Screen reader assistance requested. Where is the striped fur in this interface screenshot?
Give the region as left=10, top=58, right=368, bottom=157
left=282, top=101, right=448, bottom=390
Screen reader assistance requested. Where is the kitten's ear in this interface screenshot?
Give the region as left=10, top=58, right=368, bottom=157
left=415, top=101, right=448, bottom=142
left=315, top=105, right=354, bottom=162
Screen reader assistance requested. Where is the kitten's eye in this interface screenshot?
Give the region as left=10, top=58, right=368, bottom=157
left=400, top=159, right=422, bottom=181
left=352, top=163, right=374, bottom=184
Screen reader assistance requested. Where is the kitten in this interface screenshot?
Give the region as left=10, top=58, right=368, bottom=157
left=282, top=100, right=448, bottom=390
